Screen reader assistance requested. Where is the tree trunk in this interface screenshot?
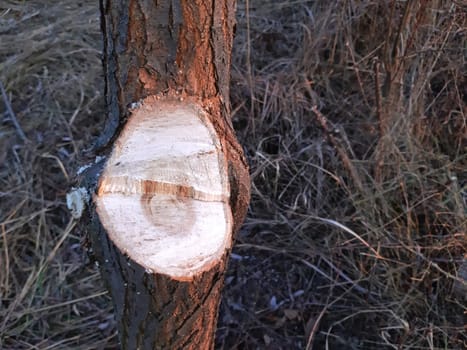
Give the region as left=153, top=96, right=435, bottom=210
left=85, top=0, right=250, bottom=348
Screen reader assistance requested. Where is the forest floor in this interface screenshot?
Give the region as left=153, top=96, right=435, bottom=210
left=0, top=1, right=466, bottom=349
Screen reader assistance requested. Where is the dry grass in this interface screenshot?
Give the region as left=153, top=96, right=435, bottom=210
left=0, top=1, right=115, bottom=348
left=1, top=0, right=465, bottom=349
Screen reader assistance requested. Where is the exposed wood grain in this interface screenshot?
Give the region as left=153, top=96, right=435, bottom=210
left=95, top=97, right=232, bottom=280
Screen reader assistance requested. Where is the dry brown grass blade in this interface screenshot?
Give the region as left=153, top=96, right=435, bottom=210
left=311, top=105, right=364, bottom=193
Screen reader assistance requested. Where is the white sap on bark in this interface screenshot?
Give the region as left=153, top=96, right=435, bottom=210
left=94, top=96, right=232, bottom=280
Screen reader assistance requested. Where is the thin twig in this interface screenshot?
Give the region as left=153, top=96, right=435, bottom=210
left=305, top=303, right=327, bottom=350
left=373, top=57, right=385, bottom=183
left=345, top=41, right=370, bottom=108
left=311, top=106, right=364, bottom=193
left=373, top=57, right=384, bottom=137
left=0, top=80, right=28, bottom=142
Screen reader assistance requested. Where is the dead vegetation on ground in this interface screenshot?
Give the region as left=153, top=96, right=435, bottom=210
left=1, top=0, right=465, bottom=349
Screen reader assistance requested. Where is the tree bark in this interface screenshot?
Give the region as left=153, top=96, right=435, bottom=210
left=84, top=0, right=250, bottom=349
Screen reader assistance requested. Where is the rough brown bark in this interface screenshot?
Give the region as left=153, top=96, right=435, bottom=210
left=84, top=0, right=250, bottom=349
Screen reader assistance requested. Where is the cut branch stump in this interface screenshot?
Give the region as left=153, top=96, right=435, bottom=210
left=81, top=0, right=250, bottom=348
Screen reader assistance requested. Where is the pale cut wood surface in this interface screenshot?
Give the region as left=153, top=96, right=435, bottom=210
left=95, top=97, right=232, bottom=280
